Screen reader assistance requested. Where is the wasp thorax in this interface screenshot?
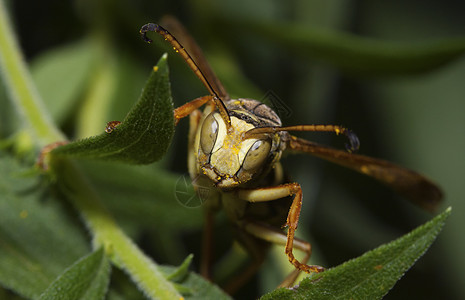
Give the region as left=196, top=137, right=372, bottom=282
left=197, top=111, right=276, bottom=188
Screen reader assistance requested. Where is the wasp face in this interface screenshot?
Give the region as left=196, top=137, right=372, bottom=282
left=196, top=99, right=284, bottom=189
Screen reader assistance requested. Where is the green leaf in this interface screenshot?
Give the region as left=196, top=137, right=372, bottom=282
left=38, top=248, right=110, bottom=300
left=0, top=151, right=89, bottom=299
left=165, top=254, right=194, bottom=282
left=230, top=20, right=465, bottom=75
left=261, top=207, right=451, bottom=300
left=31, top=40, right=96, bottom=125
left=105, top=54, right=148, bottom=124
left=159, top=265, right=232, bottom=300
left=79, top=161, right=202, bottom=229
left=76, top=160, right=202, bottom=264
left=52, top=158, right=183, bottom=300
left=51, top=53, right=174, bottom=164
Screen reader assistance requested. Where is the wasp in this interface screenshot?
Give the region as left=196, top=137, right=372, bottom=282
left=140, top=17, right=442, bottom=291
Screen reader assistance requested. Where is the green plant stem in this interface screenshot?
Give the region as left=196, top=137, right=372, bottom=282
left=0, top=0, right=64, bottom=146
left=0, top=2, right=182, bottom=299
left=57, top=159, right=182, bottom=300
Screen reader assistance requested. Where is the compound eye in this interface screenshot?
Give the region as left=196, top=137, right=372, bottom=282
left=200, top=113, right=219, bottom=154
left=242, top=139, right=271, bottom=171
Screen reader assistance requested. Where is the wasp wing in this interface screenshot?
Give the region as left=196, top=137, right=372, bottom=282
left=287, top=136, right=442, bottom=212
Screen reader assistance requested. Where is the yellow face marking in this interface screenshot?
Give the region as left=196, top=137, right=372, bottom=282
left=209, top=115, right=256, bottom=176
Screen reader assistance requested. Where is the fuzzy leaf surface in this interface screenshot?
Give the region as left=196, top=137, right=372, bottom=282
left=52, top=54, right=174, bottom=164
left=38, top=248, right=110, bottom=300
left=262, top=208, right=451, bottom=300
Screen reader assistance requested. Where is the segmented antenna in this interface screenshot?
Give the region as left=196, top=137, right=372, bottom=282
left=140, top=23, right=231, bottom=128
left=244, top=125, right=360, bottom=153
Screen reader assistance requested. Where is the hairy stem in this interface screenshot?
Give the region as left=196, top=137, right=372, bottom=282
left=57, top=159, right=183, bottom=300
left=0, top=0, right=64, bottom=146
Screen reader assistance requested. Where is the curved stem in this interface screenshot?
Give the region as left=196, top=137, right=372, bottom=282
left=0, top=0, right=64, bottom=146
left=57, top=159, right=182, bottom=300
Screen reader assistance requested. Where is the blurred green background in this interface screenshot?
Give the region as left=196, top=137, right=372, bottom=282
left=1, top=0, right=464, bottom=299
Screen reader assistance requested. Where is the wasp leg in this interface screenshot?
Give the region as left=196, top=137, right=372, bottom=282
left=241, top=220, right=313, bottom=287
left=187, top=108, right=214, bottom=278
left=238, top=184, right=324, bottom=274
left=187, top=109, right=221, bottom=279
left=187, top=109, right=202, bottom=178
left=174, top=95, right=212, bottom=124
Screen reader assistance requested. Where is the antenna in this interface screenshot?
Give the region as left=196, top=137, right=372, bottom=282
left=140, top=23, right=231, bottom=128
